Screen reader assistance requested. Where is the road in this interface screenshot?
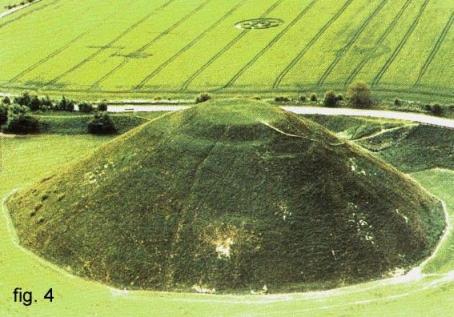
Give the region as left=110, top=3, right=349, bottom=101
left=108, top=105, right=454, bottom=129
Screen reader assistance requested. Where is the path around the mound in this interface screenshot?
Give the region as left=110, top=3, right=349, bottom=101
left=107, top=105, right=454, bottom=129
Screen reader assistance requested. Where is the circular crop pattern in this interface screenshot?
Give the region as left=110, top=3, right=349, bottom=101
left=235, top=18, right=283, bottom=30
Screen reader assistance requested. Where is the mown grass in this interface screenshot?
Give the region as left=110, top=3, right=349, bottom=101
left=0, top=0, right=452, bottom=101
left=0, top=126, right=453, bottom=316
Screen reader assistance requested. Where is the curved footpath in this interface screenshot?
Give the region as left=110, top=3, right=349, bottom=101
left=108, top=105, right=454, bottom=129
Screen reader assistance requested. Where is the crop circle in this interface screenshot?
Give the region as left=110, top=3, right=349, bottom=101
left=235, top=18, right=283, bottom=30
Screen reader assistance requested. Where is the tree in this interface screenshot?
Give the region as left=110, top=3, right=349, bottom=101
left=347, top=82, right=373, bottom=108
left=57, top=96, right=75, bottom=112
left=88, top=112, right=117, bottom=135
left=14, top=92, right=31, bottom=107
left=323, top=91, right=338, bottom=107
left=40, top=96, right=54, bottom=110
left=0, top=104, right=8, bottom=125
left=97, top=102, right=108, bottom=112
left=310, top=93, right=318, bottom=102
left=29, top=95, right=42, bottom=111
left=430, top=104, right=443, bottom=116
left=78, top=102, right=94, bottom=113
left=2, top=96, right=11, bottom=105
left=195, top=93, right=211, bottom=104
left=3, top=105, right=39, bottom=134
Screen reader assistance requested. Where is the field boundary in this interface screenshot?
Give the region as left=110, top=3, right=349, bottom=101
left=372, top=0, right=430, bottom=87
left=179, top=0, right=284, bottom=92
left=414, top=13, right=454, bottom=87
left=317, top=0, right=388, bottom=86
left=273, top=0, right=354, bottom=88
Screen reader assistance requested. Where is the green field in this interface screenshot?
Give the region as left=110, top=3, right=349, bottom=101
left=0, top=0, right=453, bottom=101
left=1, top=116, right=454, bottom=316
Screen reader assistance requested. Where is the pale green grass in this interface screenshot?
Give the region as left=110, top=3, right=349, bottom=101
left=0, top=0, right=452, bottom=101
left=1, top=134, right=453, bottom=316
left=413, top=169, right=454, bottom=273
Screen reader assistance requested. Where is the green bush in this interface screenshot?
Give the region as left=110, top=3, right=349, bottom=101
left=347, top=82, right=373, bottom=108
left=310, top=93, right=318, bottom=102
left=0, top=104, right=8, bottom=125
left=56, top=96, right=75, bottom=112
left=14, top=92, right=32, bottom=107
left=430, top=104, right=443, bottom=116
left=78, top=102, right=94, bottom=113
left=323, top=91, right=338, bottom=107
left=97, top=102, right=108, bottom=112
left=195, top=93, right=211, bottom=104
left=40, top=96, right=54, bottom=110
left=299, top=95, right=306, bottom=103
left=394, top=98, right=401, bottom=106
left=2, top=96, right=11, bottom=105
left=29, top=95, right=42, bottom=111
left=4, top=113, right=39, bottom=134
left=7, top=104, right=29, bottom=116
left=274, top=96, right=290, bottom=103
left=88, top=112, right=117, bottom=135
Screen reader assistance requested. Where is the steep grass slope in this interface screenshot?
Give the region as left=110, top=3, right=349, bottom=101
left=7, top=100, right=445, bottom=292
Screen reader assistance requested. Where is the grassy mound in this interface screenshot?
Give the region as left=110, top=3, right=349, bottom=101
left=7, top=99, right=445, bottom=292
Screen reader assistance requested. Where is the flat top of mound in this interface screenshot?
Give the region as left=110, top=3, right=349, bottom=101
left=7, top=99, right=445, bottom=293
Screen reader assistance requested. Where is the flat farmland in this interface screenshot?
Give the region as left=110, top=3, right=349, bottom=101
left=0, top=0, right=452, bottom=100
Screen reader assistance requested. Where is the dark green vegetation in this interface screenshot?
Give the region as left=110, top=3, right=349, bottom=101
left=37, top=113, right=147, bottom=135
left=309, top=115, right=454, bottom=172
left=7, top=100, right=445, bottom=292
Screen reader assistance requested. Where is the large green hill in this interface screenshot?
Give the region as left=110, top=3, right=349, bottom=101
left=7, top=100, right=445, bottom=292
left=0, top=0, right=452, bottom=101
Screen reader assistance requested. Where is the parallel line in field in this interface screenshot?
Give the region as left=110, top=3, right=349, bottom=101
left=7, top=32, right=89, bottom=83
left=272, top=0, right=354, bottom=89
left=179, top=0, right=284, bottom=92
left=344, top=0, right=413, bottom=88
left=317, top=0, right=388, bottom=86
left=0, top=0, right=60, bottom=30
left=133, top=0, right=245, bottom=90
left=221, top=0, right=318, bottom=90
left=371, top=0, right=430, bottom=87
left=414, top=13, right=454, bottom=87
left=91, top=0, right=213, bottom=90
left=42, top=0, right=177, bottom=88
